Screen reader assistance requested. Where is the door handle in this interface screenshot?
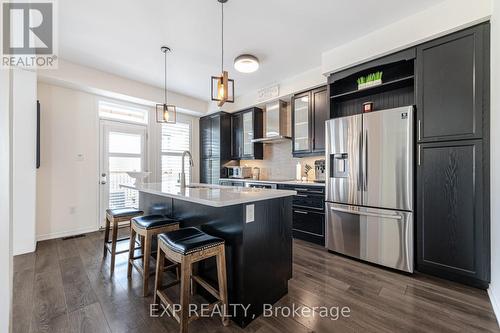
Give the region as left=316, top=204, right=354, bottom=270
left=418, top=145, right=421, bottom=166
left=362, top=130, right=368, bottom=191
left=418, top=120, right=422, bottom=141
left=294, top=210, right=309, bottom=214
left=295, top=194, right=308, bottom=197
left=330, top=206, right=402, bottom=220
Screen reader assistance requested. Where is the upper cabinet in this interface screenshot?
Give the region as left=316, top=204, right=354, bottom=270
left=199, top=112, right=231, bottom=184
left=416, top=24, right=487, bottom=142
left=292, top=86, right=327, bottom=157
left=231, top=107, right=263, bottom=160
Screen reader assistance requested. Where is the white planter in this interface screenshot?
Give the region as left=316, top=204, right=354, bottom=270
left=358, top=79, right=382, bottom=90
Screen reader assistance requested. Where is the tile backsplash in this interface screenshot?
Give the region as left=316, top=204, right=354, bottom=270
left=240, top=141, right=322, bottom=181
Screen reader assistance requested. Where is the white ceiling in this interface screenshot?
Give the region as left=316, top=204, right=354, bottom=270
left=59, top=0, right=443, bottom=102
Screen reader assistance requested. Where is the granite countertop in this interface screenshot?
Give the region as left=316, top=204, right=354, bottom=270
left=121, top=182, right=297, bottom=208
left=219, top=178, right=326, bottom=187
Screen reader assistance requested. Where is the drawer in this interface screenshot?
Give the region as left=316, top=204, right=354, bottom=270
left=279, top=184, right=325, bottom=195
left=293, top=194, right=324, bottom=210
left=292, top=209, right=324, bottom=237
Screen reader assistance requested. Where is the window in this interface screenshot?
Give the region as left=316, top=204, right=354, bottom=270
left=99, top=101, right=148, bottom=124
left=161, top=121, right=192, bottom=184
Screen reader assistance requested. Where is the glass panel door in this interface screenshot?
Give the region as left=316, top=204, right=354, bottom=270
left=99, top=121, right=147, bottom=227
left=294, top=94, right=310, bottom=152
left=243, top=111, right=253, bottom=156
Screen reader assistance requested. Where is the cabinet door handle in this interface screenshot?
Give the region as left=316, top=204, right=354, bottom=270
left=418, top=120, right=422, bottom=141
left=294, top=188, right=308, bottom=192
left=295, top=194, right=308, bottom=197
left=294, top=210, right=309, bottom=214
left=418, top=145, right=421, bottom=166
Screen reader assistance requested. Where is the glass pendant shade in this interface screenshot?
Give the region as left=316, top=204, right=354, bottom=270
left=211, top=71, right=234, bottom=107
left=156, top=103, right=176, bottom=123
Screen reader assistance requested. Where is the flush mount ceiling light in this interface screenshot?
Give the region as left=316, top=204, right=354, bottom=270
left=156, top=46, right=176, bottom=124
left=211, top=0, right=234, bottom=107
left=234, top=54, right=259, bottom=73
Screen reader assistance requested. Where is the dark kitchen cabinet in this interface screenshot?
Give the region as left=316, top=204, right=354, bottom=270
left=278, top=184, right=325, bottom=245
left=292, top=86, right=328, bottom=157
left=416, top=24, right=487, bottom=142
left=199, top=112, right=231, bottom=185
left=312, top=87, right=328, bottom=152
left=415, top=23, right=490, bottom=288
left=417, top=140, right=489, bottom=288
left=231, top=107, right=263, bottom=160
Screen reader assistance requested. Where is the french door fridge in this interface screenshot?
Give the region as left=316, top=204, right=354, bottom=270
left=325, top=106, right=414, bottom=272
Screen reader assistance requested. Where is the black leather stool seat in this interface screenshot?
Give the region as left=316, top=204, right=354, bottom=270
left=158, top=227, right=224, bottom=255
left=106, top=208, right=144, bottom=218
left=132, top=215, right=179, bottom=230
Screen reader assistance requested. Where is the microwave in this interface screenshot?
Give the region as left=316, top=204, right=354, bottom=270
left=226, top=166, right=252, bottom=179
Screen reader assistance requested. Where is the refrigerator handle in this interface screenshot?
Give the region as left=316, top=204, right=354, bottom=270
left=330, top=206, right=402, bottom=220
left=362, top=129, right=368, bottom=191
left=358, top=130, right=363, bottom=191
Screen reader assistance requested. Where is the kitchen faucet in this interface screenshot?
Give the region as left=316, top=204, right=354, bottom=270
left=180, top=150, right=193, bottom=188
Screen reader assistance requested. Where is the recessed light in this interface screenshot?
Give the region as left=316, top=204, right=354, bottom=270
left=234, top=54, right=259, bottom=73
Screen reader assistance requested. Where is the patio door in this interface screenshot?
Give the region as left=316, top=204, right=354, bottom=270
left=99, top=121, right=147, bottom=227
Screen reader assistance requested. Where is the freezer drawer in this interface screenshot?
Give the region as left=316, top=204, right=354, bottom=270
left=325, top=202, right=413, bottom=272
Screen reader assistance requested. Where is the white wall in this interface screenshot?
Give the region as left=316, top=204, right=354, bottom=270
left=38, top=59, right=209, bottom=116
left=489, top=0, right=500, bottom=324
left=322, top=0, right=492, bottom=75
left=0, top=69, right=13, bottom=333
left=12, top=69, right=37, bottom=255
left=215, top=67, right=326, bottom=113
left=36, top=82, right=200, bottom=240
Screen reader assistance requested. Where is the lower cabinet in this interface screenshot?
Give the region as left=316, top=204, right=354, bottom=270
left=417, top=140, right=489, bottom=288
left=278, top=184, right=325, bottom=245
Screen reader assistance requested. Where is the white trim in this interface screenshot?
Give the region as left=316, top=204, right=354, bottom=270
left=488, top=286, right=500, bottom=327
left=36, top=226, right=100, bottom=242
left=13, top=244, right=36, bottom=256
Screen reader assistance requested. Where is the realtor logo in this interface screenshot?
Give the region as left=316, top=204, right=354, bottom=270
left=1, top=0, right=58, bottom=68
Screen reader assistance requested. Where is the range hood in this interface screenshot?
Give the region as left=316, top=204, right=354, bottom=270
left=251, top=100, right=291, bottom=143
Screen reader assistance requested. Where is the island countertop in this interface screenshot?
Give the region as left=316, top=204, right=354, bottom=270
left=121, top=182, right=296, bottom=207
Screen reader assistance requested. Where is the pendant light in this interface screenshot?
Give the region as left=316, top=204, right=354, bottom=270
left=156, top=46, right=176, bottom=123
left=211, top=0, right=234, bottom=107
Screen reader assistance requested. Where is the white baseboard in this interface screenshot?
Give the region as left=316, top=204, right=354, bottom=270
left=488, top=285, right=500, bottom=327
left=36, top=226, right=100, bottom=241
left=13, top=243, right=37, bottom=256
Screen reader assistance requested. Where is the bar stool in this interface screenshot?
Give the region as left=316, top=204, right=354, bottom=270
left=128, top=215, right=180, bottom=296
left=154, top=227, right=229, bottom=333
left=103, top=208, right=144, bottom=275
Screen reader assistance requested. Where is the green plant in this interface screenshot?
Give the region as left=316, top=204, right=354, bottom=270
left=357, top=71, right=383, bottom=85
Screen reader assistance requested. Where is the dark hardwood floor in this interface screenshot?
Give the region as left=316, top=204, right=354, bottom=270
left=13, top=229, right=500, bottom=333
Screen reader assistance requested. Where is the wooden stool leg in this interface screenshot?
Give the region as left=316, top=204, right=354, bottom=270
left=216, top=246, right=229, bottom=326
left=140, top=235, right=145, bottom=267
left=179, top=258, right=192, bottom=333
left=127, top=227, right=136, bottom=277
left=142, top=233, right=151, bottom=297
left=154, top=243, right=165, bottom=306
left=191, top=262, right=198, bottom=296
left=103, top=217, right=110, bottom=258
left=110, top=219, right=118, bottom=275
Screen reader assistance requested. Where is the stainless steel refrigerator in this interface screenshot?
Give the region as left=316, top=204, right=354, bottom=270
left=325, top=106, right=414, bottom=272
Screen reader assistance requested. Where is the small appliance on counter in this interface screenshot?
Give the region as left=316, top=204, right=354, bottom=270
left=252, top=167, right=260, bottom=180
left=226, top=166, right=252, bottom=179
left=314, top=159, right=326, bottom=183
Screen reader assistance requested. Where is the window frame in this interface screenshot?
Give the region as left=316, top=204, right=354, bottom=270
left=159, top=119, right=193, bottom=184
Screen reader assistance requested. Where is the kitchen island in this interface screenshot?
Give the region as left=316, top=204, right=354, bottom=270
left=122, top=182, right=296, bottom=327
